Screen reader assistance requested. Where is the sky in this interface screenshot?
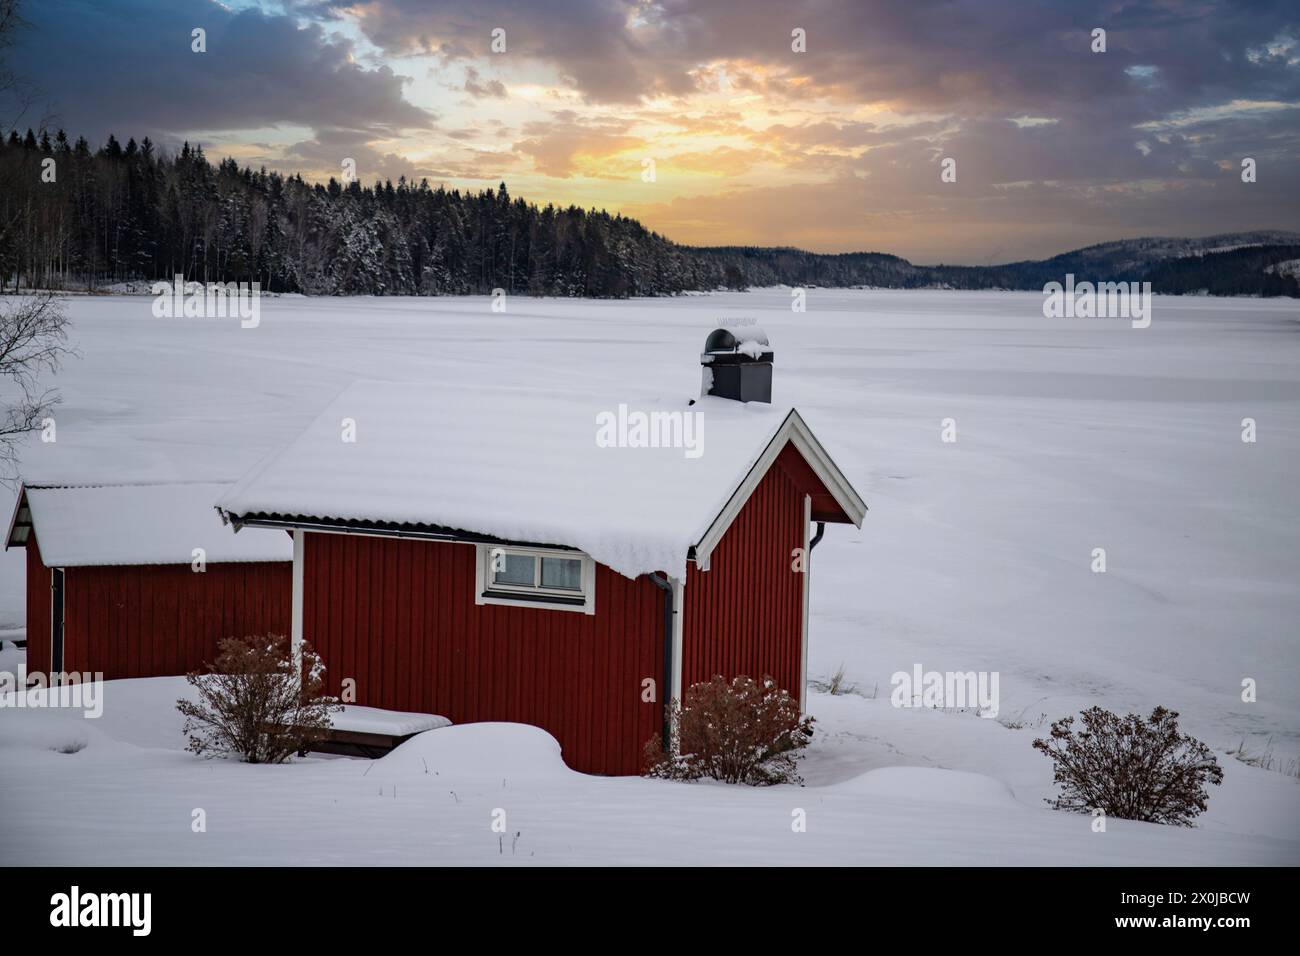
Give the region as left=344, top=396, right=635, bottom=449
left=4, top=0, right=1299, bottom=264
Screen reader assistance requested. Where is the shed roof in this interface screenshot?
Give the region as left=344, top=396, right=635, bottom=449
left=6, top=481, right=293, bottom=568
left=218, top=381, right=865, bottom=580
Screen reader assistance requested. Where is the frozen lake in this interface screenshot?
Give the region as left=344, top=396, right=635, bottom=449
left=3, top=288, right=1299, bottom=767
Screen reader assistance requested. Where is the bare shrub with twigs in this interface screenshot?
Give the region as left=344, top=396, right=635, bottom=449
left=1033, top=706, right=1223, bottom=826
left=644, top=674, right=814, bottom=785
left=176, top=634, right=341, bottom=764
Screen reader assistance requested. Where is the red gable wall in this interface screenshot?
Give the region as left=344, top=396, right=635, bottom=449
left=681, top=440, right=825, bottom=701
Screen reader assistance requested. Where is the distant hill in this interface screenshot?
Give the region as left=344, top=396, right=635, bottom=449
left=1001, top=230, right=1300, bottom=277
left=692, top=232, right=1300, bottom=297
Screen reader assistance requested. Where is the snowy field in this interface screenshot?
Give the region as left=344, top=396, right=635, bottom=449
left=1, top=289, right=1298, bottom=865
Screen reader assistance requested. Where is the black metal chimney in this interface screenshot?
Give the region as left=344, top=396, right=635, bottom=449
left=700, top=325, right=773, bottom=403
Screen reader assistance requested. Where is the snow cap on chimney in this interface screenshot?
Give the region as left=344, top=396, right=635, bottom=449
left=700, top=321, right=773, bottom=403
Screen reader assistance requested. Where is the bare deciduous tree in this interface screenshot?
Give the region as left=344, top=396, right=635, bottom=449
left=0, top=1, right=26, bottom=107
left=0, top=290, right=70, bottom=477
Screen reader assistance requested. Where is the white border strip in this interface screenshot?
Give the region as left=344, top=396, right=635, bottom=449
left=291, top=530, right=304, bottom=658
left=801, top=494, right=812, bottom=711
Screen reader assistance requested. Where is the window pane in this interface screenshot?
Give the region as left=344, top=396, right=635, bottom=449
left=493, top=553, right=535, bottom=587
left=541, top=557, right=582, bottom=590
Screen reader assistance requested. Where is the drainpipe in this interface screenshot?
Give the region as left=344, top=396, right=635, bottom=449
left=649, top=573, right=673, bottom=751
left=809, top=521, right=826, bottom=551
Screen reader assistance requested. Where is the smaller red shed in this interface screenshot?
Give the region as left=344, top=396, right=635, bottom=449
left=5, top=481, right=293, bottom=681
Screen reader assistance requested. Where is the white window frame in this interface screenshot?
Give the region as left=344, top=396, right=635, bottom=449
left=474, top=544, right=596, bottom=615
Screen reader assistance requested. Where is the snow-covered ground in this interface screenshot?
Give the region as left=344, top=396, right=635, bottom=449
left=0, top=675, right=1294, bottom=864
left=1, top=289, right=1297, bottom=864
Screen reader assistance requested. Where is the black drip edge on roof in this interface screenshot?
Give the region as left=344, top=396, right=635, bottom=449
left=225, top=511, right=582, bottom=553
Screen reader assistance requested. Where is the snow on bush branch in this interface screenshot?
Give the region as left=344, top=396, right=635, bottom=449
left=176, top=634, right=341, bottom=764
left=644, top=674, right=814, bottom=786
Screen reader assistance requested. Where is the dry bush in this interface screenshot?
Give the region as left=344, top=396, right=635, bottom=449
left=1033, top=706, right=1223, bottom=826
left=808, top=662, right=859, bottom=697
left=1228, top=736, right=1300, bottom=780
left=997, top=703, right=1049, bottom=730
left=176, top=634, right=340, bottom=763
left=644, top=674, right=814, bottom=785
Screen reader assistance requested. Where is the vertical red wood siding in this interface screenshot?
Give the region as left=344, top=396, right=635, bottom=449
left=681, top=446, right=809, bottom=699
left=24, top=530, right=52, bottom=674
left=48, top=560, right=291, bottom=679
left=302, top=532, right=665, bottom=776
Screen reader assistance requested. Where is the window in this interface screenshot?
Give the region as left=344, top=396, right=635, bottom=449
left=495, top=553, right=537, bottom=587
left=475, top=544, right=595, bottom=614
left=540, top=556, right=582, bottom=591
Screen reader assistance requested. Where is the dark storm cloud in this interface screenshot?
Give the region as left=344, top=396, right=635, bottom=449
left=6, top=0, right=432, bottom=141
left=341, top=0, right=1300, bottom=114
left=283, top=127, right=435, bottom=183
left=347, top=0, right=683, bottom=102
left=462, top=65, right=507, bottom=98
left=338, top=0, right=1300, bottom=207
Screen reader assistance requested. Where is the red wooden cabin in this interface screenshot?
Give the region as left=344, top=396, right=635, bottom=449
left=218, top=332, right=866, bottom=775
left=5, top=481, right=292, bottom=680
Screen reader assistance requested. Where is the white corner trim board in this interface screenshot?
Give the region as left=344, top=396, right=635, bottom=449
left=291, top=530, right=305, bottom=655
left=800, top=494, right=811, bottom=712
left=671, top=574, right=684, bottom=705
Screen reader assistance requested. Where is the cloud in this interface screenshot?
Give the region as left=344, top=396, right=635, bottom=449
left=325, top=0, right=1300, bottom=257
left=661, top=145, right=772, bottom=176
left=337, top=0, right=1300, bottom=117
left=284, top=128, right=418, bottom=182
left=6, top=0, right=433, bottom=141
left=514, top=114, right=644, bottom=177
left=624, top=104, right=1300, bottom=262
left=5, top=0, right=1300, bottom=260
left=462, top=65, right=507, bottom=99
left=347, top=0, right=687, bottom=102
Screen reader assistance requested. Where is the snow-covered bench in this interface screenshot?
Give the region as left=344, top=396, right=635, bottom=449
left=311, top=705, right=452, bottom=758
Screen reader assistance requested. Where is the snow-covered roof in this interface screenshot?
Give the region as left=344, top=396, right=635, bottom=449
left=7, top=481, right=293, bottom=568
left=218, top=381, right=864, bottom=580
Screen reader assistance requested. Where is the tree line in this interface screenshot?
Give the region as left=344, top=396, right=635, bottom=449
left=0, top=128, right=739, bottom=297
left=1, top=129, right=1295, bottom=298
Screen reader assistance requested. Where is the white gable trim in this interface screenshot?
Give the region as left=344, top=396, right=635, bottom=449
left=4, top=484, right=29, bottom=551
left=692, top=409, right=866, bottom=570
